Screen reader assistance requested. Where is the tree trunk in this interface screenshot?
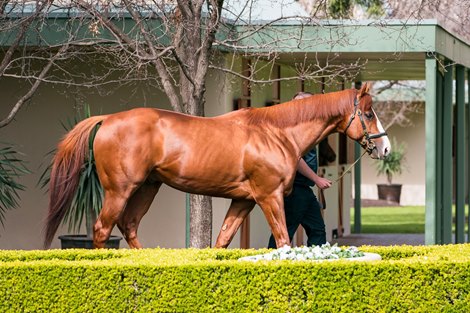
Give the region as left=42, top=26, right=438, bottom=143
left=189, top=194, right=213, bottom=248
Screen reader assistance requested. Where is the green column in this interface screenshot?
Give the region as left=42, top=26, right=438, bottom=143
left=441, top=61, right=453, bottom=244
left=354, top=141, right=362, bottom=233
left=455, top=65, right=465, bottom=243
left=425, top=57, right=438, bottom=245
left=353, top=81, right=362, bottom=234
left=436, top=69, right=444, bottom=244
left=468, top=69, right=470, bottom=243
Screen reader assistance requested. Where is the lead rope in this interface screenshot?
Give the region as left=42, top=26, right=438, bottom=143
left=333, top=149, right=368, bottom=184
left=317, top=149, right=366, bottom=212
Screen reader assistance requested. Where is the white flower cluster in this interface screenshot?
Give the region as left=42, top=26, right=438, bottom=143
left=238, top=242, right=365, bottom=262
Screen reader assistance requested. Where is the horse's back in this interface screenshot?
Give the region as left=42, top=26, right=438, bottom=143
left=92, top=107, right=247, bottom=191
left=91, top=106, right=296, bottom=199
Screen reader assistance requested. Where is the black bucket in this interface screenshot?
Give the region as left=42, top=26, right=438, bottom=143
left=58, top=234, right=122, bottom=249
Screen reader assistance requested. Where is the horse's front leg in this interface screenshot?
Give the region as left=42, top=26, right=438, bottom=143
left=214, top=199, right=256, bottom=248
left=256, top=189, right=290, bottom=248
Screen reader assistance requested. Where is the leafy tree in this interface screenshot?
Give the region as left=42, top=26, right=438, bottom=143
left=302, top=0, right=385, bottom=18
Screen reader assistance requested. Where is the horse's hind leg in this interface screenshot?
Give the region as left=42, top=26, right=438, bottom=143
left=117, top=181, right=161, bottom=249
left=93, top=189, right=133, bottom=249
left=214, top=199, right=256, bottom=248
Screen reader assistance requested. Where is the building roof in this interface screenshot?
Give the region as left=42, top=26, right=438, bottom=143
left=2, top=4, right=470, bottom=81
left=234, top=19, right=470, bottom=80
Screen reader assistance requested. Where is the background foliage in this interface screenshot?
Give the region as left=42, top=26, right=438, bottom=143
left=0, top=144, right=28, bottom=228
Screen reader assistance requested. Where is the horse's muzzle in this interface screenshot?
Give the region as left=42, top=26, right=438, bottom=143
left=361, top=132, right=390, bottom=159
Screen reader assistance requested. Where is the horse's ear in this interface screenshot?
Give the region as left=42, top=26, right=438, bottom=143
left=357, top=82, right=371, bottom=99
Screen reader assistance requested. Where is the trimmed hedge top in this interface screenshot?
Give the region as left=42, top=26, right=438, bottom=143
left=1, top=244, right=470, bottom=312
left=1, top=244, right=469, bottom=266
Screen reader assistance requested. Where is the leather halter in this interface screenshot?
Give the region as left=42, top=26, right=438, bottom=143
left=344, top=96, right=388, bottom=155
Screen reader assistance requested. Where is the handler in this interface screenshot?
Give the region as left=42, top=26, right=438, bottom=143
left=268, top=92, right=332, bottom=248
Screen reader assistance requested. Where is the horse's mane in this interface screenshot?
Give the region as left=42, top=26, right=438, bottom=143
left=244, top=89, right=357, bottom=128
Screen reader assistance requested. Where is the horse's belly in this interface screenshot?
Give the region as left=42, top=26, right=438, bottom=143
left=157, top=173, right=253, bottom=200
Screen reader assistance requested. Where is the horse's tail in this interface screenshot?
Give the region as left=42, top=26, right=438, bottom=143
left=44, top=115, right=107, bottom=248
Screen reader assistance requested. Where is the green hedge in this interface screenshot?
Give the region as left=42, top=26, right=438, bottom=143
left=1, top=245, right=470, bottom=312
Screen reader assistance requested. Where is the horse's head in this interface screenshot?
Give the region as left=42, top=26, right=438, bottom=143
left=342, top=83, right=391, bottom=159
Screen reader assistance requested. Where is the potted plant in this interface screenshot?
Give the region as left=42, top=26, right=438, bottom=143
left=40, top=106, right=121, bottom=249
left=0, top=143, right=29, bottom=228
left=375, top=138, right=406, bottom=204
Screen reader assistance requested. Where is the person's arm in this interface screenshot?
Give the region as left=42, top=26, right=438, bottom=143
left=297, top=158, right=332, bottom=189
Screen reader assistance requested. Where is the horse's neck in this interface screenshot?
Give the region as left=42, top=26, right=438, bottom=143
left=286, top=118, right=340, bottom=157
left=279, top=91, right=351, bottom=156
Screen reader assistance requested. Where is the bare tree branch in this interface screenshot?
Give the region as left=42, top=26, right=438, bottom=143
left=372, top=81, right=425, bottom=131
left=0, top=0, right=52, bottom=75
left=0, top=44, right=69, bottom=128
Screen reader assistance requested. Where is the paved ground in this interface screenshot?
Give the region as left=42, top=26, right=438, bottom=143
left=360, top=198, right=401, bottom=207
left=330, top=233, right=425, bottom=247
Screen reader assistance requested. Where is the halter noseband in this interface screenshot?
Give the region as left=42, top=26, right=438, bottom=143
left=344, top=96, right=388, bottom=155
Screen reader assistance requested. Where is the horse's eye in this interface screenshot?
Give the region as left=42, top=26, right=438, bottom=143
left=364, top=112, right=374, bottom=120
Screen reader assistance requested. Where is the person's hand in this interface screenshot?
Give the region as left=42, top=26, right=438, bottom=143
left=314, top=176, right=332, bottom=190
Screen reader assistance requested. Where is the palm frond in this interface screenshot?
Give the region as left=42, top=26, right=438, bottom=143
left=375, top=137, right=406, bottom=184
left=0, top=142, right=30, bottom=227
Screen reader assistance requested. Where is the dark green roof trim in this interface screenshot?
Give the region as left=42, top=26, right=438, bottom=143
left=234, top=19, right=470, bottom=67
left=1, top=9, right=469, bottom=68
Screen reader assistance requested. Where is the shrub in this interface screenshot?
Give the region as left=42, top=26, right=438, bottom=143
left=375, top=137, right=406, bottom=184
left=1, top=245, right=470, bottom=312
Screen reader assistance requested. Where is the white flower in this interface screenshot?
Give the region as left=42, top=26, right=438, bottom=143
left=238, top=242, right=365, bottom=262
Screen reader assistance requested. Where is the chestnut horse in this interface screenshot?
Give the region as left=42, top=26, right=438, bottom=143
left=44, top=83, right=390, bottom=249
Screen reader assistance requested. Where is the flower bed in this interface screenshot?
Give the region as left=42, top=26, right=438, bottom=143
left=238, top=243, right=379, bottom=261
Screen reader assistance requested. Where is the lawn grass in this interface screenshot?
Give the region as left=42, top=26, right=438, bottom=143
left=349, top=205, right=469, bottom=234
left=350, top=206, right=425, bottom=234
